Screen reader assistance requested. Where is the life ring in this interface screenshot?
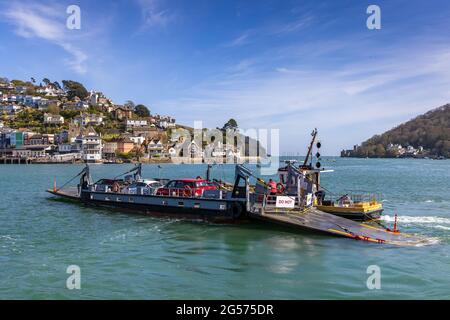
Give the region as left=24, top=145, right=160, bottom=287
left=183, top=185, right=192, bottom=197
left=276, top=182, right=285, bottom=193
left=231, top=203, right=243, bottom=219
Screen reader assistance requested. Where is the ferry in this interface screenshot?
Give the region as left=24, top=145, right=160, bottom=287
left=48, top=164, right=248, bottom=223
left=47, top=130, right=430, bottom=246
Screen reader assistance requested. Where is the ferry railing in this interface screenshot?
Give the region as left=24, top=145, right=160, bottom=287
left=253, top=194, right=300, bottom=214
left=323, top=191, right=382, bottom=206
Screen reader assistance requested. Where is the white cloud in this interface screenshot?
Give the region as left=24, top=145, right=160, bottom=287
left=2, top=2, right=88, bottom=74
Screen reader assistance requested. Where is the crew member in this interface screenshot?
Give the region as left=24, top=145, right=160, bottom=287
left=268, top=179, right=277, bottom=195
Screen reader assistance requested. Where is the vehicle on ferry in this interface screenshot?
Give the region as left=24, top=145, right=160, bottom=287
left=155, top=178, right=218, bottom=197
left=123, top=180, right=164, bottom=195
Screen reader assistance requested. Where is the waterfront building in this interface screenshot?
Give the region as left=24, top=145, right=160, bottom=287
left=116, top=138, right=135, bottom=154
left=103, top=141, right=118, bottom=160
left=81, top=127, right=102, bottom=162
left=12, top=145, right=51, bottom=158
left=147, top=139, right=164, bottom=157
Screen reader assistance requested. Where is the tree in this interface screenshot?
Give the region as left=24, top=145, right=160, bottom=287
left=42, top=78, right=51, bottom=86
left=62, top=80, right=88, bottom=100
left=223, top=118, right=238, bottom=130
left=11, top=79, right=26, bottom=86
left=53, top=81, right=61, bottom=90
left=135, top=104, right=150, bottom=117
left=124, top=100, right=135, bottom=109
left=47, top=104, right=61, bottom=115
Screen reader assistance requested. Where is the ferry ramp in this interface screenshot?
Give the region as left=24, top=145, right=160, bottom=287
left=249, top=207, right=433, bottom=246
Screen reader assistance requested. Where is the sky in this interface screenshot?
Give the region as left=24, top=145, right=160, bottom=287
left=1, top=0, right=450, bottom=155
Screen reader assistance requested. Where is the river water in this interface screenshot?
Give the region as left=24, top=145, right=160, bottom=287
left=0, top=158, right=449, bottom=299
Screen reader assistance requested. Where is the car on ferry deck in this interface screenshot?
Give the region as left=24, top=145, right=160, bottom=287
left=123, top=180, right=164, bottom=195
left=156, top=178, right=218, bottom=197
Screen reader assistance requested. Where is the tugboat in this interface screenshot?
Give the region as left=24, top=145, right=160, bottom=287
left=315, top=193, right=383, bottom=221
left=275, top=129, right=383, bottom=221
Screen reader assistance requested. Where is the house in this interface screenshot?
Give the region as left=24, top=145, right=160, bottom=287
left=44, top=113, right=64, bottom=125
left=126, top=119, right=148, bottom=130
left=15, top=86, right=27, bottom=94
left=103, top=141, right=118, bottom=159
left=12, top=145, right=51, bottom=158
left=80, top=127, right=102, bottom=162
left=89, top=91, right=98, bottom=106
left=113, top=105, right=134, bottom=120
left=0, top=104, right=22, bottom=114
left=27, top=133, right=55, bottom=145
left=116, top=138, right=135, bottom=154
left=147, top=139, right=164, bottom=157
left=73, top=113, right=103, bottom=126
left=131, top=126, right=158, bottom=137
left=129, top=136, right=146, bottom=145
left=36, top=85, right=63, bottom=97
left=58, top=143, right=73, bottom=153
left=9, top=131, right=27, bottom=147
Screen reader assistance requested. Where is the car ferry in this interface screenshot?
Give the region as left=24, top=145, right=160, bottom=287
left=48, top=164, right=248, bottom=223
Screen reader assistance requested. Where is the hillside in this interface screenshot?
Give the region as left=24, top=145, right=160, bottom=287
left=341, top=103, right=450, bottom=158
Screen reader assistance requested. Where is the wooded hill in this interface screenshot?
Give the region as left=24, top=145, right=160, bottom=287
left=341, top=103, right=450, bottom=158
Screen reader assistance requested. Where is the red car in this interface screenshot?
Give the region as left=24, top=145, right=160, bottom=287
left=156, top=178, right=218, bottom=197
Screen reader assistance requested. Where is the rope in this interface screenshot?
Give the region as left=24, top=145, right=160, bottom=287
left=55, top=170, right=84, bottom=192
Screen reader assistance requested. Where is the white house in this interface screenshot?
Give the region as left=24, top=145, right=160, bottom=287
left=129, top=136, right=145, bottom=145
left=44, top=113, right=64, bottom=125
left=126, top=119, right=148, bottom=130
left=81, top=127, right=102, bottom=162
left=147, top=139, right=164, bottom=156
left=74, top=113, right=104, bottom=126
left=12, top=145, right=51, bottom=158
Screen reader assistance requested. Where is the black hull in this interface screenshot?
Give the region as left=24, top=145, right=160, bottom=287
left=48, top=188, right=246, bottom=223
left=81, top=198, right=242, bottom=223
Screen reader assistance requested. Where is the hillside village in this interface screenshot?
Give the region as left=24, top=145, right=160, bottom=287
left=0, top=77, right=256, bottom=163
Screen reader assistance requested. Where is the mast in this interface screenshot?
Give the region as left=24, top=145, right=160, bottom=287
left=303, top=128, right=318, bottom=167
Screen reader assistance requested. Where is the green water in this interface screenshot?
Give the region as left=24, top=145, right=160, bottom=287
left=0, top=158, right=449, bottom=299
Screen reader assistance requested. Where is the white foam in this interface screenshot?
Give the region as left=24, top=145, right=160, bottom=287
left=381, top=215, right=450, bottom=225
left=434, top=225, right=450, bottom=231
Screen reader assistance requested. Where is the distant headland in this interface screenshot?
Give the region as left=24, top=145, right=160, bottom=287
left=341, top=103, right=450, bottom=159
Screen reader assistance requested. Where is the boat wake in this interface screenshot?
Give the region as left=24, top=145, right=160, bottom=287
left=380, top=215, right=448, bottom=245
left=381, top=215, right=450, bottom=225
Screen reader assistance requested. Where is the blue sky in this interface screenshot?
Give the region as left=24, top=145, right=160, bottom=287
left=1, top=0, right=450, bottom=155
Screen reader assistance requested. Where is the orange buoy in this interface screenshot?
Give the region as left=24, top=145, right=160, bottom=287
left=393, top=213, right=399, bottom=233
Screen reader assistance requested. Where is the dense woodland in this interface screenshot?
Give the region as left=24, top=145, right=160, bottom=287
left=342, top=104, right=450, bottom=158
